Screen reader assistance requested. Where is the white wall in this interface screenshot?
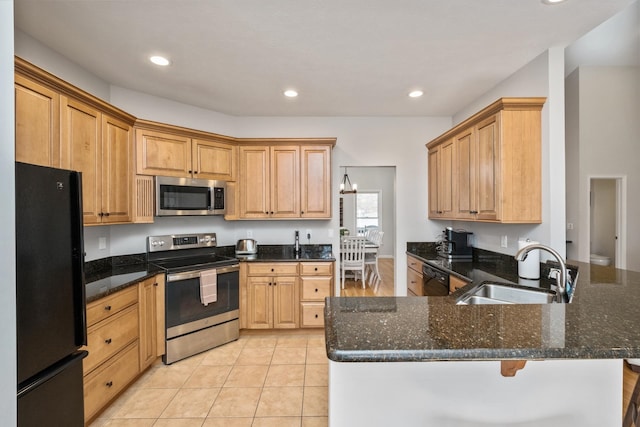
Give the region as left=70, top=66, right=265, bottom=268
left=570, top=66, right=640, bottom=271
left=442, top=48, right=567, bottom=259
left=1, top=0, right=16, bottom=422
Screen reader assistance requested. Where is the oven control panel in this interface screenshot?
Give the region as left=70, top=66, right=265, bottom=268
left=147, top=233, right=217, bottom=252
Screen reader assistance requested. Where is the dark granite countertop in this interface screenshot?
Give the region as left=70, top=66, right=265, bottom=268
left=84, top=254, right=164, bottom=303
left=325, top=243, right=640, bottom=362
left=85, top=244, right=335, bottom=303
left=237, top=244, right=335, bottom=262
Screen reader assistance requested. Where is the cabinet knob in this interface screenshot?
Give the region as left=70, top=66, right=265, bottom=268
left=315, top=288, right=319, bottom=292
left=315, top=314, right=319, bottom=318
left=270, top=211, right=274, bottom=214
left=194, top=171, right=198, bottom=174
left=104, top=212, right=110, bottom=217
left=271, top=268, right=275, bottom=272
left=470, top=210, right=478, bottom=214
left=314, top=267, right=318, bottom=271
left=188, top=170, right=192, bottom=174
left=104, top=305, right=112, bottom=311
left=154, top=282, right=158, bottom=287
left=301, top=211, right=304, bottom=214
left=105, top=381, right=113, bottom=387
left=98, top=212, right=104, bottom=217
left=105, top=338, right=112, bottom=344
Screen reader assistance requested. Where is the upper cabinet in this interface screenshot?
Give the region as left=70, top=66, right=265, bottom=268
left=135, top=121, right=237, bottom=181
left=15, top=57, right=136, bottom=226
left=238, top=140, right=334, bottom=220
left=426, top=97, right=546, bottom=223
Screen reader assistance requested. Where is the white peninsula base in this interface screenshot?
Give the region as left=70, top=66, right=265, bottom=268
left=328, top=359, right=621, bottom=427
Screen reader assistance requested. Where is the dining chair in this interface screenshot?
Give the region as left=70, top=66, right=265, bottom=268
left=341, top=236, right=367, bottom=289
left=365, top=230, right=384, bottom=285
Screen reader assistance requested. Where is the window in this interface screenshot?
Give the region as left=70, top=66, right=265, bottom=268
left=355, top=191, right=381, bottom=235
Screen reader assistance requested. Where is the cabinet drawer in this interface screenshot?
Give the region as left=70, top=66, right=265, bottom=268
left=247, top=263, right=298, bottom=276
left=301, top=302, right=325, bottom=327
left=84, top=341, right=139, bottom=422
left=86, top=286, right=138, bottom=327
left=407, top=267, right=423, bottom=297
left=301, top=277, right=332, bottom=301
left=84, top=304, right=139, bottom=375
left=300, top=262, right=333, bottom=276
left=406, top=255, right=423, bottom=274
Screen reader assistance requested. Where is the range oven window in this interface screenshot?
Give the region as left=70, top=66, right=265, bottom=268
left=165, top=269, right=239, bottom=329
left=159, top=184, right=211, bottom=211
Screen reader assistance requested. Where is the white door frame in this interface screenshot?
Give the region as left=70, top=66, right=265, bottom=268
left=588, top=175, right=627, bottom=269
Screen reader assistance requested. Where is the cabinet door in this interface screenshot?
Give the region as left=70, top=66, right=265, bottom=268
left=407, top=267, right=423, bottom=296
left=155, top=275, right=165, bottom=357
left=428, top=148, right=440, bottom=218
left=246, top=276, right=272, bottom=329
left=270, top=146, right=300, bottom=218
left=101, top=114, right=133, bottom=223
left=192, top=138, right=236, bottom=181
left=301, top=146, right=331, bottom=218
left=138, top=277, right=157, bottom=371
left=428, top=140, right=454, bottom=219
left=475, top=115, right=500, bottom=221
left=455, top=128, right=477, bottom=220
left=272, top=276, right=299, bottom=328
left=61, top=97, right=102, bottom=224
left=239, top=146, right=270, bottom=218
left=135, top=129, right=191, bottom=177
left=15, top=75, right=60, bottom=167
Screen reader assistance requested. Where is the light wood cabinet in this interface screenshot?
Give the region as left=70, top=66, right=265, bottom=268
left=427, top=97, right=546, bottom=223
left=60, top=97, right=133, bottom=225
left=238, top=140, right=334, bottom=219
left=135, top=125, right=237, bottom=181
left=244, top=263, right=300, bottom=329
left=83, top=286, right=139, bottom=423
left=428, top=138, right=455, bottom=219
left=241, top=261, right=335, bottom=330
left=300, top=262, right=334, bottom=327
left=138, top=275, right=165, bottom=371
left=449, top=275, right=470, bottom=294
left=83, top=275, right=165, bottom=423
left=15, top=58, right=136, bottom=226
left=14, top=74, right=60, bottom=167
left=406, top=255, right=424, bottom=296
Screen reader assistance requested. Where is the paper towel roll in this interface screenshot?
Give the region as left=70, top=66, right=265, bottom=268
left=518, top=239, right=540, bottom=279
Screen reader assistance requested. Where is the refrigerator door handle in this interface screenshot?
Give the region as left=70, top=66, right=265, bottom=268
left=70, top=171, right=87, bottom=347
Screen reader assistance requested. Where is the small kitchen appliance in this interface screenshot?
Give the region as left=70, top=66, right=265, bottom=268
left=439, top=228, right=473, bottom=259
left=235, top=238, right=258, bottom=255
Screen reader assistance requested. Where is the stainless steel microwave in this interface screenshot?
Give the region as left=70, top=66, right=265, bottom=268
left=155, top=176, right=226, bottom=216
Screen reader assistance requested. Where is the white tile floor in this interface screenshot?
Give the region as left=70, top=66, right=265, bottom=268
left=89, top=330, right=328, bottom=427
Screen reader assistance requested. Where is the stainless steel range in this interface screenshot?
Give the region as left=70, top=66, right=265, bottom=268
left=147, top=233, right=239, bottom=364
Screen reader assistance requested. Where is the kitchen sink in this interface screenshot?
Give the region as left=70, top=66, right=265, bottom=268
left=456, top=282, right=557, bottom=305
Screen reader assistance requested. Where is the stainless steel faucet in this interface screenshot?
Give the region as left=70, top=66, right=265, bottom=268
left=294, top=230, right=300, bottom=254
left=514, top=244, right=567, bottom=303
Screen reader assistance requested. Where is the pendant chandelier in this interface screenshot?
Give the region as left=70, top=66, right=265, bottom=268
left=339, top=167, right=357, bottom=194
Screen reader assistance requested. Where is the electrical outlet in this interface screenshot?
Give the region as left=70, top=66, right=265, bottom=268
left=247, top=230, right=253, bottom=238
left=567, top=223, right=574, bottom=230
left=500, top=235, right=508, bottom=248
left=328, top=229, right=334, bottom=238
left=98, top=237, right=107, bottom=250
left=306, top=229, right=312, bottom=240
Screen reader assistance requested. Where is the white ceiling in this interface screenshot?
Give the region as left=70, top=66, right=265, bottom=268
left=14, top=0, right=638, bottom=117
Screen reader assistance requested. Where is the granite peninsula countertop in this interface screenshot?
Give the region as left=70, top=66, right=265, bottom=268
left=325, top=243, right=640, bottom=362
left=85, top=244, right=335, bottom=303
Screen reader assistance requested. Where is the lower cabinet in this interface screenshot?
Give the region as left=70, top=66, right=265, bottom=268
left=83, top=274, right=165, bottom=423
left=241, top=261, right=335, bottom=330
left=300, top=262, right=333, bottom=327
left=407, top=255, right=424, bottom=296
left=449, top=275, right=470, bottom=294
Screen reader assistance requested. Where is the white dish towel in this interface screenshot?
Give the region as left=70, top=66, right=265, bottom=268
left=199, top=269, right=217, bottom=306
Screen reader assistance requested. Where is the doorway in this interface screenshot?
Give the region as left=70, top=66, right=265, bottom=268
left=339, top=166, right=396, bottom=295
left=589, top=177, right=626, bottom=269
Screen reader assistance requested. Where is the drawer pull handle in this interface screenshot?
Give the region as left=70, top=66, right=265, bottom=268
left=104, top=305, right=112, bottom=311
left=105, top=338, right=112, bottom=344
left=105, top=381, right=113, bottom=387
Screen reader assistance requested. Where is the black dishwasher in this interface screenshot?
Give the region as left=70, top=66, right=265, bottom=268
left=423, top=263, right=450, bottom=296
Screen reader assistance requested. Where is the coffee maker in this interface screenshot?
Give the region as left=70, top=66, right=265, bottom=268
left=439, top=227, right=473, bottom=259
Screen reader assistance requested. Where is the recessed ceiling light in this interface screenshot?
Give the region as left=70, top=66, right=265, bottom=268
left=408, top=90, right=424, bottom=98
left=542, top=0, right=567, bottom=4
left=149, top=56, right=170, bottom=66
left=284, top=89, right=298, bottom=98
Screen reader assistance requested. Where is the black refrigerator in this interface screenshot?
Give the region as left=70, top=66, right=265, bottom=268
left=16, top=162, right=88, bottom=426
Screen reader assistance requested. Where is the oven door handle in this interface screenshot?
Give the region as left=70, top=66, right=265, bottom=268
left=166, top=264, right=240, bottom=283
